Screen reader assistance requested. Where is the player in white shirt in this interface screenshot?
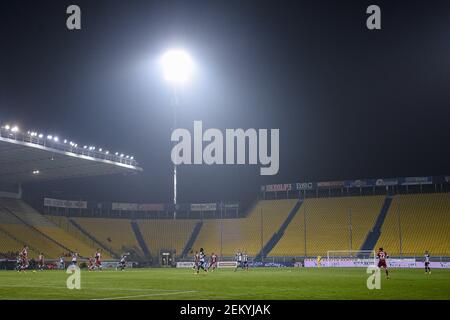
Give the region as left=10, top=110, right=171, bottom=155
left=424, top=251, right=431, bottom=274
left=234, top=250, right=242, bottom=272
left=242, top=252, right=249, bottom=270
left=117, top=253, right=129, bottom=271
left=59, top=256, right=65, bottom=270
left=71, top=252, right=78, bottom=265
left=196, top=248, right=208, bottom=274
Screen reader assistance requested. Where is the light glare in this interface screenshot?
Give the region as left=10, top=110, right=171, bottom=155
left=160, top=49, right=194, bottom=84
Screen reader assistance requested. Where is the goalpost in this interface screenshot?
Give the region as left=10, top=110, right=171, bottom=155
left=326, top=250, right=377, bottom=265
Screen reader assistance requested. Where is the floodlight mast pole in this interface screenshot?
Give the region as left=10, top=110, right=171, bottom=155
left=171, top=88, right=179, bottom=220
left=161, top=49, right=194, bottom=220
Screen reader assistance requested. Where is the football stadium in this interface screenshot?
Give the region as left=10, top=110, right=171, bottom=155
left=0, top=126, right=449, bottom=300
left=0, top=0, right=449, bottom=309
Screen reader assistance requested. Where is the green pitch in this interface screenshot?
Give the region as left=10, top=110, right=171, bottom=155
left=0, top=268, right=449, bottom=300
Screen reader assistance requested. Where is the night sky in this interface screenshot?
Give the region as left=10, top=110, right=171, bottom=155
left=1, top=0, right=449, bottom=204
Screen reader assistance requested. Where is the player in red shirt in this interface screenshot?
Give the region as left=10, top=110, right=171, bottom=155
left=88, top=256, right=95, bottom=271
left=377, top=247, right=389, bottom=279
left=37, top=253, right=45, bottom=271
left=193, top=251, right=199, bottom=271
left=95, top=249, right=102, bottom=271
left=21, top=245, right=29, bottom=270
left=19, top=245, right=29, bottom=272
left=208, top=253, right=218, bottom=271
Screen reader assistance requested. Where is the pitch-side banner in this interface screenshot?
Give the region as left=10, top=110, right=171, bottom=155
left=222, top=203, right=239, bottom=209
left=218, top=261, right=238, bottom=268
left=112, top=202, right=165, bottom=211
left=400, top=176, right=433, bottom=185
left=375, top=178, right=399, bottom=186
left=176, top=262, right=195, bottom=268
left=263, top=183, right=293, bottom=192
left=317, top=181, right=345, bottom=188
left=295, top=182, right=315, bottom=190
left=190, top=203, right=217, bottom=211
left=303, top=259, right=450, bottom=269
left=44, top=198, right=87, bottom=209
left=344, top=179, right=375, bottom=188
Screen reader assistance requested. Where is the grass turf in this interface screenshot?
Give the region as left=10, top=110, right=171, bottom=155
left=0, top=267, right=449, bottom=300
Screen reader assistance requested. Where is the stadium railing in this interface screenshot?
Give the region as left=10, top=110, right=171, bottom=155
left=0, top=126, right=138, bottom=167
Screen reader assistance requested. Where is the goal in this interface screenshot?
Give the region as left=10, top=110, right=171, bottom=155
left=326, top=250, right=376, bottom=265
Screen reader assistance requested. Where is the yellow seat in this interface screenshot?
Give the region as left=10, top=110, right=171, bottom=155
left=137, top=219, right=199, bottom=256
left=271, top=196, right=385, bottom=257
left=192, top=199, right=298, bottom=257
left=376, top=193, right=450, bottom=256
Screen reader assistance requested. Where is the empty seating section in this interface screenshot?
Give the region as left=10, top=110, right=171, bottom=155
left=0, top=224, right=66, bottom=257
left=137, top=220, right=198, bottom=256
left=376, top=193, right=450, bottom=256
left=72, top=218, right=143, bottom=257
left=0, top=228, right=39, bottom=257
left=0, top=198, right=107, bottom=258
left=10, top=203, right=103, bottom=258
left=192, top=199, right=298, bottom=256
left=270, top=196, right=385, bottom=256
left=1, top=195, right=448, bottom=260
left=37, top=226, right=103, bottom=258
left=46, top=215, right=112, bottom=259
left=0, top=200, right=67, bottom=257
left=1, top=198, right=54, bottom=227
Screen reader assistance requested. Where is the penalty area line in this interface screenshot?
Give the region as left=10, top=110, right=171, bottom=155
left=92, top=290, right=198, bottom=300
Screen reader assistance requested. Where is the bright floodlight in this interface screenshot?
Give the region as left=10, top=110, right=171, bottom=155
left=160, top=49, right=194, bottom=84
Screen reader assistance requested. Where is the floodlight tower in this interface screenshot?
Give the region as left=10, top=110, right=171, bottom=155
left=160, top=49, right=194, bottom=219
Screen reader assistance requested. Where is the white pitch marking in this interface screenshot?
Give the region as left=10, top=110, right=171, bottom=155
left=92, top=290, right=198, bottom=300
left=0, top=284, right=191, bottom=292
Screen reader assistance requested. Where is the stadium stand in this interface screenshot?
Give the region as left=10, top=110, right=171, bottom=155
left=0, top=227, right=39, bottom=258
left=131, top=221, right=151, bottom=258
left=0, top=198, right=108, bottom=258
left=256, top=200, right=302, bottom=259
left=137, top=219, right=199, bottom=258
left=0, top=199, right=68, bottom=257
left=360, top=196, right=392, bottom=251
left=269, top=196, right=386, bottom=257
left=192, top=199, right=298, bottom=256
left=46, top=215, right=111, bottom=255
left=375, top=193, right=450, bottom=256
left=181, top=222, right=203, bottom=257
left=1, top=193, right=448, bottom=262
left=71, top=217, right=144, bottom=258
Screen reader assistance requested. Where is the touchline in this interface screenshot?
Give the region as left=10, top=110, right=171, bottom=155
left=171, top=121, right=279, bottom=175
